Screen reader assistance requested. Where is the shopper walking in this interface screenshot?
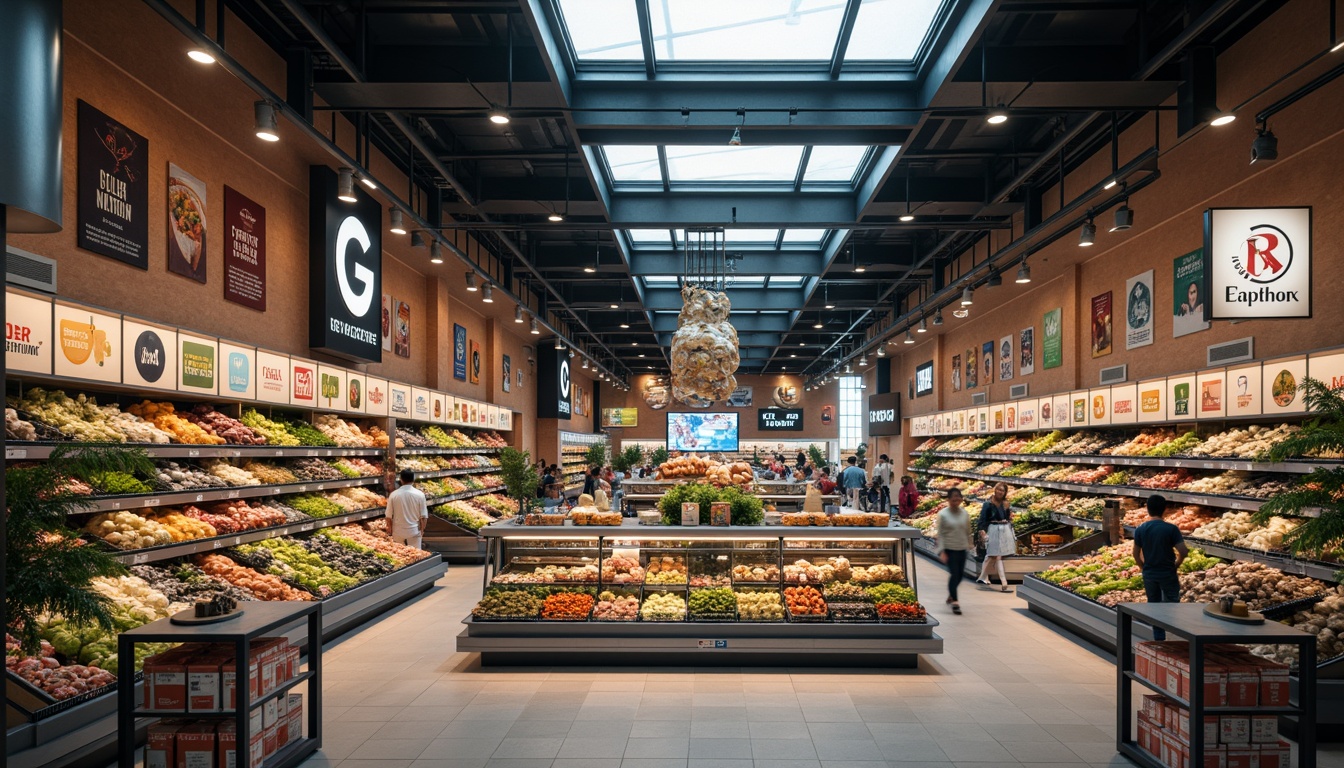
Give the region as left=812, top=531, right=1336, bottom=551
left=1133, top=494, right=1188, bottom=640
left=385, top=469, right=429, bottom=550
left=872, top=454, right=893, bottom=514
left=839, top=455, right=867, bottom=508
left=976, top=482, right=1015, bottom=591
left=897, top=475, right=920, bottom=519
left=934, top=488, right=975, bottom=615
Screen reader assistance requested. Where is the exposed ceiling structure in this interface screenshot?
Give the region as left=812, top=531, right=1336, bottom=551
left=223, top=0, right=1285, bottom=380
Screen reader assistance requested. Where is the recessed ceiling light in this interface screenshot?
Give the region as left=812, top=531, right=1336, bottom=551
left=187, top=49, right=216, bottom=64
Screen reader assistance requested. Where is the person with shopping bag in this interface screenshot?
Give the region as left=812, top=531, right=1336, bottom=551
left=976, top=482, right=1015, bottom=592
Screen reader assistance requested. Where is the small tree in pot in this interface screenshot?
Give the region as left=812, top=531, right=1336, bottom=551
left=498, top=447, right=540, bottom=519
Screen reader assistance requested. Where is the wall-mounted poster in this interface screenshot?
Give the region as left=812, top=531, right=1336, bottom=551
left=167, top=164, right=207, bottom=283
left=1091, top=291, right=1113, bottom=358
left=346, top=372, right=365, bottom=412
left=394, top=300, right=410, bottom=358
left=502, top=354, right=512, bottom=393
left=411, top=387, right=431, bottom=422
left=1052, top=394, right=1069, bottom=429
left=1137, top=379, right=1166, bottom=423
left=223, top=186, right=265, bottom=310
left=316, top=365, right=345, bottom=412
left=431, top=392, right=446, bottom=423
left=77, top=100, right=149, bottom=268
left=1173, top=249, right=1209, bottom=337
left=951, top=354, right=961, bottom=392
left=122, top=319, right=176, bottom=390
left=574, top=385, right=587, bottom=417
left=1206, top=207, right=1312, bottom=319
left=6, top=291, right=53, bottom=375
left=1125, top=270, right=1154, bottom=349
left=998, top=336, right=1013, bottom=382
left=1263, top=357, right=1307, bottom=415
left=1089, top=387, right=1112, bottom=426
left=55, top=304, right=120, bottom=383
left=452, top=323, right=467, bottom=380
left=469, top=339, right=481, bottom=384
left=727, top=387, right=753, bottom=407
left=388, top=381, right=410, bottom=418
left=1043, top=308, right=1063, bottom=369
left=981, top=341, right=994, bottom=385
left=1111, top=383, right=1137, bottom=424
left=1019, top=327, right=1035, bottom=376
left=380, top=294, right=392, bottom=351
left=290, top=358, right=317, bottom=407
left=965, top=348, right=978, bottom=389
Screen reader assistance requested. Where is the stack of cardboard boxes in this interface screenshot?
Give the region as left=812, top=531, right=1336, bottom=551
left=142, top=638, right=306, bottom=768
left=1134, top=641, right=1294, bottom=768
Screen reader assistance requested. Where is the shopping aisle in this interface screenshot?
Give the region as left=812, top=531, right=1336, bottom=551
left=303, top=564, right=1344, bottom=768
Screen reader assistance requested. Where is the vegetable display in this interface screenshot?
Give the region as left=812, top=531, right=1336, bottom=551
left=196, top=553, right=313, bottom=601
left=784, top=586, right=826, bottom=616
left=233, top=538, right=359, bottom=596
left=640, top=591, right=688, bottom=621
left=591, top=590, right=639, bottom=621
left=473, top=589, right=542, bottom=619
left=687, top=587, right=736, bottom=617
left=657, top=482, right=763, bottom=526
left=734, top=589, right=785, bottom=621
left=541, top=591, right=595, bottom=620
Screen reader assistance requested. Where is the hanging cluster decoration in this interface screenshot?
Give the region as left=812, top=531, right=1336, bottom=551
left=670, top=229, right=741, bottom=406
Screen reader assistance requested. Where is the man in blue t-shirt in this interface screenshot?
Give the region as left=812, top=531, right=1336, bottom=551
left=1132, top=494, right=1188, bottom=640
left=839, top=456, right=867, bottom=508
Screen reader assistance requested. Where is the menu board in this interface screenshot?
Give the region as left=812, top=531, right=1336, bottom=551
left=364, top=377, right=389, bottom=416
left=1167, top=374, right=1195, bottom=420
left=388, top=381, right=411, bottom=418
left=316, top=366, right=346, bottom=412
left=1227, top=363, right=1262, bottom=418
left=54, top=303, right=121, bottom=383
left=1136, top=379, right=1166, bottom=423
left=219, top=342, right=256, bottom=400
left=290, top=358, right=318, bottom=407
left=255, top=351, right=290, bottom=404
left=1195, top=369, right=1227, bottom=419
left=1263, top=357, right=1307, bottom=415
left=1110, top=384, right=1137, bottom=424
left=177, top=333, right=217, bottom=396
left=1088, top=388, right=1111, bottom=426
left=122, top=319, right=176, bottom=391
left=7, top=291, right=53, bottom=374
left=346, top=371, right=365, bottom=413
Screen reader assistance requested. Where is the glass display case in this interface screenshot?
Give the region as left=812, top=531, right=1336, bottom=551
left=456, top=522, right=943, bottom=667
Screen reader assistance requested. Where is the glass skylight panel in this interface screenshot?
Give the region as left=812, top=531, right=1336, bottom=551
left=648, top=0, right=845, bottom=61
left=770, top=275, right=806, bottom=286
left=603, top=146, right=663, bottom=182
left=844, top=0, right=945, bottom=61
left=780, top=229, right=829, bottom=244
left=664, top=145, right=803, bottom=183
left=722, top=229, right=781, bottom=244
left=643, top=275, right=682, bottom=284
left=556, top=0, right=644, bottom=60
left=729, top=277, right=767, bottom=287
left=802, top=146, right=872, bottom=182
left=625, top=229, right=674, bottom=245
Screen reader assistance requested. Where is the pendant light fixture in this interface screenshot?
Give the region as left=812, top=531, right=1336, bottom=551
left=465, top=272, right=478, bottom=291
left=529, top=317, right=539, bottom=334
left=581, top=358, right=589, bottom=369
left=1251, top=124, right=1278, bottom=164
left=188, top=48, right=216, bottom=64
left=1210, top=111, right=1236, bottom=126
left=917, top=316, right=928, bottom=333
left=859, top=355, right=868, bottom=367
left=933, top=308, right=943, bottom=326
left=514, top=305, right=524, bottom=323
left=1079, top=218, right=1096, bottom=247
left=986, top=105, right=1008, bottom=125
left=1111, top=199, right=1134, bottom=232
left=960, top=286, right=974, bottom=305
left=875, top=346, right=885, bottom=357
left=254, top=101, right=280, bottom=142
left=728, top=109, right=745, bottom=146
left=987, top=271, right=1002, bottom=287
left=899, top=172, right=915, bottom=221
left=389, top=208, right=406, bottom=235
left=1015, top=260, right=1032, bottom=284
left=824, top=285, right=834, bottom=310
left=337, top=169, right=357, bottom=203
left=429, top=242, right=444, bottom=265
left=904, top=329, right=915, bottom=344
left=482, top=285, right=494, bottom=303
left=585, top=240, right=598, bottom=273
left=554, top=338, right=564, bottom=351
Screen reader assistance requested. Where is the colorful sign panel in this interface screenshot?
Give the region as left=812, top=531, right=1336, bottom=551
left=54, top=303, right=120, bottom=383
left=7, top=291, right=53, bottom=375
left=1206, top=207, right=1312, bottom=319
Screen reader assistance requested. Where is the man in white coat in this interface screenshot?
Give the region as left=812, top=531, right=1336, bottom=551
left=386, top=469, right=429, bottom=549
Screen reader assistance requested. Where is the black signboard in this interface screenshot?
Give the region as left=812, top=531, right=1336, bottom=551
left=758, top=409, right=803, bottom=431
left=915, top=360, right=934, bottom=397
left=308, top=166, right=382, bottom=362
left=537, top=346, right=572, bottom=420
left=867, top=391, right=902, bottom=436
left=77, top=100, right=149, bottom=268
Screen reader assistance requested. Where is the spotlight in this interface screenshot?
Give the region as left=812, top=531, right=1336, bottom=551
left=933, top=308, right=943, bottom=326
left=514, top=306, right=524, bottom=323
left=254, top=101, right=280, bottom=142
left=844, top=364, right=853, bottom=374
left=465, top=272, right=478, bottom=291
left=813, top=321, right=824, bottom=329
left=904, top=330, right=915, bottom=344
left=187, top=49, right=216, bottom=64
left=986, top=105, right=1008, bottom=125
left=987, top=272, right=1002, bottom=287
left=530, top=317, right=539, bottom=334
left=1103, top=178, right=1118, bottom=190
left=1210, top=112, right=1236, bottom=127
left=482, top=285, right=494, bottom=303
left=619, top=323, right=630, bottom=329
left=488, top=107, right=511, bottom=125
left=899, top=213, right=915, bottom=222
left=728, top=126, right=742, bottom=146
left=1079, top=219, right=1096, bottom=247
left=1111, top=203, right=1134, bottom=232
left=410, top=231, right=426, bottom=248
left=360, top=174, right=377, bottom=190
left=1251, top=129, right=1278, bottom=164
left=960, top=286, right=974, bottom=305
left=1015, top=261, right=1032, bottom=284
left=917, top=316, right=927, bottom=333
left=859, top=355, right=868, bottom=367
left=429, top=242, right=444, bottom=265
left=337, top=169, right=357, bottom=203
left=582, top=358, right=589, bottom=369
left=875, top=346, right=885, bottom=357
left=548, top=211, right=564, bottom=222
left=554, top=338, right=564, bottom=350
left=389, top=208, right=406, bottom=235
left=854, top=263, right=867, bottom=273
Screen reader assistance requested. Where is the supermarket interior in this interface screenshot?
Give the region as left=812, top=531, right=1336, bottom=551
left=4, top=0, right=1344, bottom=767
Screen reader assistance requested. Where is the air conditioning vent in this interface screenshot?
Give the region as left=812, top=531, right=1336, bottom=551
left=1208, top=337, right=1254, bottom=366
left=970, top=392, right=988, bottom=406
left=6, top=245, right=56, bottom=293
left=1009, top=383, right=1028, bottom=399
left=1100, top=365, right=1128, bottom=385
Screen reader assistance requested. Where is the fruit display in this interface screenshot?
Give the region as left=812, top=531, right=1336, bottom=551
left=200, top=459, right=260, bottom=486
left=1019, top=430, right=1065, bottom=454
left=600, top=555, right=645, bottom=584
left=687, top=587, right=737, bottom=618
left=421, top=426, right=466, bottom=448
left=473, top=589, right=543, bottom=619
left=735, top=589, right=785, bottom=621
left=396, top=428, right=436, bottom=448
left=591, top=590, right=640, bottom=620
left=784, top=556, right=852, bottom=585
left=1185, top=423, right=1300, bottom=458
left=473, top=494, right=518, bottom=517
left=328, top=523, right=430, bottom=565
left=290, top=458, right=345, bottom=481
left=1132, top=467, right=1194, bottom=490
left=640, top=591, right=688, bottom=621
left=196, top=553, right=314, bottom=600
left=644, top=555, right=688, bottom=584
left=180, top=405, right=265, bottom=444
left=313, top=415, right=374, bottom=447
left=85, top=511, right=175, bottom=549
left=865, top=582, right=917, bottom=606
left=1232, top=516, right=1301, bottom=551
left=367, top=425, right=400, bottom=448
left=1189, top=512, right=1258, bottom=543
left=6, top=634, right=117, bottom=700
left=233, top=538, right=359, bottom=596
left=1122, top=504, right=1220, bottom=533
left=784, top=586, right=826, bottom=616
left=13, top=388, right=155, bottom=443
left=1062, top=465, right=1114, bottom=484
left=1180, top=561, right=1325, bottom=610
left=130, top=562, right=252, bottom=604
left=127, top=401, right=225, bottom=444
left=541, top=591, right=596, bottom=620
left=493, top=563, right=599, bottom=584
left=732, top=562, right=781, bottom=583
left=240, top=461, right=299, bottom=485
left=876, top=603, right=927, bottom=621
left=240, top=410, right=302, bottom=446
left=850, top=563, right=905, bottom=582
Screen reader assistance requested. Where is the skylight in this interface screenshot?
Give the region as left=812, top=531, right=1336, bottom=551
left=599, top=145, right=874, bottom=188
left=625, top=229, right=673, bottom=245
left=604, top=146, right=663, bottom=182
left=648, top=1, right=845, bottom=62
left=555, top=0, right=642, bottom=60
left=771, top=275, right=806, bottom=286
left=664, top=146, right=803, bottom=183
left=722, top=229, right=781, bottom=244
left=845, top=0, right=946, bottom=61
left=780, top=229, right=828, bottom=244
left=803, top=146, right=872, bottom=183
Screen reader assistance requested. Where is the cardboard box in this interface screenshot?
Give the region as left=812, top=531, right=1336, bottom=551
left=1225, top=746, right=1256, bottom=768
left=263, top=697, right=279, bottom=730
left=286, top=645, right=300, bottom=682
left=262, top=720, right=280, bottom=759
left=216, top=722, right=236, bottom=768
left=287, top=694, right=303, bottom=746
left=1141, top=694, right=1166, bottom=721
left=249, top=710, right=265, bottom=766
left=1137, top=712, right=1159, bottom=756
left=146, top=648, right=190, bottom=711
left=1172, top=708, right=1218, bottom=747
left=1218, top=715, right=1250, bottom=745
left=175, top=723, right=216, bottom=768
left=1260, top=663, right=1290, bottom=707
left=1257, top=739, right=1291, bottom=768
left=146, top=721, right=184, bottom=768
left=1221, top=656, right=1260, bottom=708
left=188, top=656, right=221, bottom=713
left=1251, top=715, right=1278, bottom=744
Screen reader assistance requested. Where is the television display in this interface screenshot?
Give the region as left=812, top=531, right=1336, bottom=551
left=666, top=412, right=740, bottom=452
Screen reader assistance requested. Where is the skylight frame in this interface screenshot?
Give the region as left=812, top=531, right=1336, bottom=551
left=597, top=145, right=874, bottom=192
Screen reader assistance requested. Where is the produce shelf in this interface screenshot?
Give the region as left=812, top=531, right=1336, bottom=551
left=912, top=467, right=1275, bottom=512
left=1051, top=512, right=1105, bottom=530
left=909, top=449, right=1330, bottom=475
left=6, top=443, right=384, bottom=460
left=396, top=446, right=501, bottom=456
left=1181, top=538, right=1342, bottom=584
left=425, top=485, right=506, bottom=506
left=407, top=467, right=500, bottom=480
left=68, top=476, right=383, bottom=514
left=106, top=506, right=389, bottom=564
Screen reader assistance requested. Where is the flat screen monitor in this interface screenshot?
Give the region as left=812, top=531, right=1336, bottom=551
left=666, top=412, right=739, bottom=452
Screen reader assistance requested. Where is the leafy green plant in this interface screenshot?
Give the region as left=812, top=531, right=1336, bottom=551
left=498, top=447, right=540, bottom=515
left=585, top=441, right=608, bottom=469
left=807, top=444, right=826, bottom=470
left=649, top=446, right=669, bottom=467
left=657, top=482, right=763, bottom=526
left=612, top=444, right=643, bottom=474
left=1253, top=378, right=1344, bottom=556
left=8, top=447, right=153, bottom=655
left=854, top=442, right=868, bottom=465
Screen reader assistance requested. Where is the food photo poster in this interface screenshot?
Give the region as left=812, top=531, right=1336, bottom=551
left=167, top=163, right=207, bottom=283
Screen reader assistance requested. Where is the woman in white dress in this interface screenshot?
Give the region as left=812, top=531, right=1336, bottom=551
left=976, top=482, right=1015, bottom=592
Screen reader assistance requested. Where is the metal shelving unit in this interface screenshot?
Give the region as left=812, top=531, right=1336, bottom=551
left=110, top=507, right=387, bottom=564
left=64, top=476, right=382, bottom=514
left=910, top=450, right=1326, bottom=475
left=7, top=443, right=384, bottom=460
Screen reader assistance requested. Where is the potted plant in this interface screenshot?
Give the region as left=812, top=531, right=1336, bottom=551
left=807, top=444, right=826, bottom=472
left=584, top=441, right=607, bottom=470
left=497, top=447, right=540, bottom=520
left=612, top=444, right=643, bottom=474
left=649, top=446, right=669, bottom=467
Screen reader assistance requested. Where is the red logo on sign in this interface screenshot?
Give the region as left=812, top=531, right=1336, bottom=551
left=294, top=368, right=314, bottom=399
left=1234, top=224, right=1293, bottom=284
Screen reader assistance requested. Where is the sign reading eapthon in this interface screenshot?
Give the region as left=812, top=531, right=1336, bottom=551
left=1205, top=207, right=1311, bottom=320
left=309, top=166, right=382, bottom=362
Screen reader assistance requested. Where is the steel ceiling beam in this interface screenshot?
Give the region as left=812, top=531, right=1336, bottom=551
left=628, top=250, right=827, bottom=276
left=642, top=288, right=805, bottom=311
left=649, top=313, right=792, bottom=333
left=608, top=192, right=855, bottom=228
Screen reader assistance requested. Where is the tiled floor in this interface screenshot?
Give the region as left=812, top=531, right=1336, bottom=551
left=302, top=563, right=1344, bottom=768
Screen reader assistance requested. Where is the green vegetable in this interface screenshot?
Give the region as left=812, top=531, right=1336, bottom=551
left=688, top=587, right=736, bottom=615
left=657, top=483, right=763, bottom=526
left=282, top=420, right=337, bottom=447
left=866, top=583, right=916, bottom=605
left=241, top=410, right=301, bottom=446
left=283, top=493, right=345, bottom=519
left=330, top=460, right=361, bottom=479
left=87, top=470, right=152, bottom=495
